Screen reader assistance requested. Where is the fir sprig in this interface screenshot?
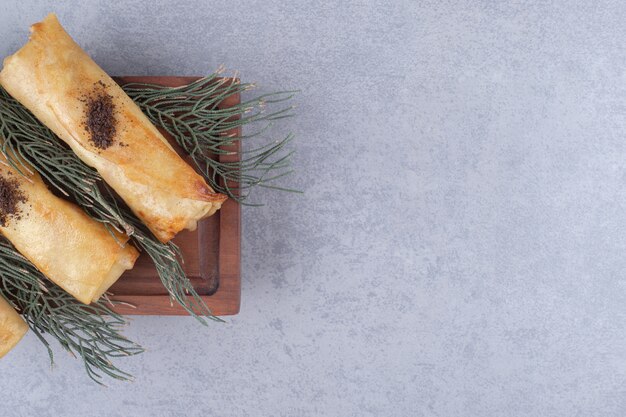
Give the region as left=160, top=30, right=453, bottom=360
left=123, top=69, right=298, bottom=202
left=0, top=237, right=143, bottom=384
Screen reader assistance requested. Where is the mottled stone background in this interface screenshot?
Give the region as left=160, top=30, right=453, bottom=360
left=0, top=1, right=625, bottom=416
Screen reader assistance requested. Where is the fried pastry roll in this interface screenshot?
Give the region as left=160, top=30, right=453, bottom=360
left=0, top=13, right=227, bottom=243
left=0, top=156, right=138, bottom=304
left=0, top=296, right=28, bottom=358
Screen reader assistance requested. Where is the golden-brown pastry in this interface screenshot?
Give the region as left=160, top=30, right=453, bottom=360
left=0, top=155, right=138, bottom=304
left=0, top=13, right=227, bottom=243
left=0, top=296, right=28, bottom=359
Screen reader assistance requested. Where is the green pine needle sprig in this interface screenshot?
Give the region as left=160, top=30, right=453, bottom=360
left=0, top=238, right=143, bottom=385
left=123, top=68, right=299, bottom=203
left=0, top=69, right=296, bottom=382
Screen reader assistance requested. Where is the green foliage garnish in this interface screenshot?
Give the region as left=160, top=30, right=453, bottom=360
left=0, top=71, right=295, bottom=383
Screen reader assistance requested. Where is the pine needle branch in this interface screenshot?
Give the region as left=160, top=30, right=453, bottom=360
left=0, top=237, right=143, bottom=385
left=0, top=70, right=296, bottom=382
left=123, top=71, right=298, bottom=203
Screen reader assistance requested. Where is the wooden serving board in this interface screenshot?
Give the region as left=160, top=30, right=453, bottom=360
left=107, top=76, right=241, bottom=316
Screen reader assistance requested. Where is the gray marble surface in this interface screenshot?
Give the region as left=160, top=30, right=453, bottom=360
left=0, top=1, right=625, bottom=416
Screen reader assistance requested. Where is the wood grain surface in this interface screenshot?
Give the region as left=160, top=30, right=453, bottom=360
left=108, top=76, right=241, bottom=316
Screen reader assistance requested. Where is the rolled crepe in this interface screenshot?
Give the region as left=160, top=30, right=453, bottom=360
left=0, top=13, right=227, bottom=243
left=0, top=296, right=28, bottom=359
left=0, top=156, right=138, bottom=304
